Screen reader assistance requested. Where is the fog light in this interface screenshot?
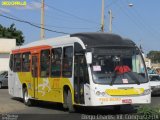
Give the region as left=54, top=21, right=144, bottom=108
left=142, top=89, right=151, bottom=95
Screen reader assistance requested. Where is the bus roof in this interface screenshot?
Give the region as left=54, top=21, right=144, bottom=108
left=70, top=32, right=136, bottom=48
left=12, top=32, right=136, bottom=54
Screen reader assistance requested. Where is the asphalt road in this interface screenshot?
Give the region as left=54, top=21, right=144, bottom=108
left=0, top=88, right=160, bottom=120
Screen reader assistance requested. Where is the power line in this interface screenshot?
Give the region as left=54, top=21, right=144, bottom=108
left=0, top=14, right=69, bottom=35
left=1, top=10, right=98, bottom=31
left=42, top=24, right=98, bottom=30
left=40, top=12, right=99, bottom=29
left=115, top=2, right=143, bottom=36
left=34, top=0, right=99, bottom=25
left=115, top=1, right=160, bottom=52
left=0, top=9, right=19, bottom=19
left=120, top=1, right=160, bottom=40
left=29, top=1, right=96, bottom=25
left=125, top=0, right=160, bottom=36
left=112, top=24, right=123, bottom=35
left=105, top=0, right=118, bottom=9
left=0, top=9, right=98, bottom=33
left=115, top=1, right=155, bottom=39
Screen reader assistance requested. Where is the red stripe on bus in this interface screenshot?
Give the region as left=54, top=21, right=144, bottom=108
left=12, top=45, right=52, bottom=54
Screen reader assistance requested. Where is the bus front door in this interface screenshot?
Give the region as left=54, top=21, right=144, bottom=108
left=31, top=54, right=39, bottom=99
left=74, top=55, right=86, bottom=104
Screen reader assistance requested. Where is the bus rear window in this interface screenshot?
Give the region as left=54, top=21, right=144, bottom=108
left=14, top=54, right=21, bottom=72
left=22, top=52, right=31, bottom=72
left=9, top=54, right=14, bottom=71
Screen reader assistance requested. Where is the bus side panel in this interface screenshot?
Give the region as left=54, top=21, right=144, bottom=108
left=35, top=77, right=56, bottom=102
left=9, top=68, right=74, bottom=104
left=14, top=73, right=23, bottom=98
left=9, top=71, right=33, bottom=99
left=8, top=71, right=23, bottom=98
left=34, top=77, right=74, bottom=103
left=18, top=72, right=34, bottom=98
left=61, top=78, right=74, bottom=104
left=84, top=84, right=91, bottom=106
left=8, top=70, right=15, bottom=96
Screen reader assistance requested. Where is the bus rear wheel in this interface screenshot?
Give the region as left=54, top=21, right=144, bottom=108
left=63, top=90, right=68, bottom=109
left=23, top=88, right=32, bottom=106
left=67, top=90, right=75, bottom=112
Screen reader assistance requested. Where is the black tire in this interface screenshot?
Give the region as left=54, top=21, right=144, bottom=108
left=67, top=90, right=75, bottom=112
left=0, top=82, right=2, bottom=89
left=63, top=90, right=68, bottom=109
left=23, top=88, right=32, bottom=106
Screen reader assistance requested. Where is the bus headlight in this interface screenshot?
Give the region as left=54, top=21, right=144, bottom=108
left=96, top=91, right=101, bottom=96
left=95, top=91, right=105, bottom=96
left=101, top=92, right=105, bottom=96
left=142, top=89, right=151, bottom=95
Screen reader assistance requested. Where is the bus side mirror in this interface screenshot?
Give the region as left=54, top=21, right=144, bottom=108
left=86, top=52, right=92, bottom=64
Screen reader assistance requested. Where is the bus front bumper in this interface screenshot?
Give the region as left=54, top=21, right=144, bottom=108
left=89, top=94, right=151, bottom=106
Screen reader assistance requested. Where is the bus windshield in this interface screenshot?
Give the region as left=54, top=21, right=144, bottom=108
left=91, top=47, right=148, bottom=85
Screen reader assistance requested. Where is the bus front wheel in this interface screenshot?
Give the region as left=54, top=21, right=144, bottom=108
left=23, top=88, right=32, bottom=106
left=67, top=90, right=75, bottom=112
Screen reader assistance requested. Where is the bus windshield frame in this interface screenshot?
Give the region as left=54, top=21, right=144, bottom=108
left=90, top=46, right=148, bottom=85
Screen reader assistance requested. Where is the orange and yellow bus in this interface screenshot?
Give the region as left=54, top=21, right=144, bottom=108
left=8, top=32, right=151, bottom=112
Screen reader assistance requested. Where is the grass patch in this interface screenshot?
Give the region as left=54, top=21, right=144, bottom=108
left=136, top=105, right=160, bottom=120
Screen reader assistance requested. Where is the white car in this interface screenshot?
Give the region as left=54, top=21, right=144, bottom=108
left=149, top=74, right=160, bottom=95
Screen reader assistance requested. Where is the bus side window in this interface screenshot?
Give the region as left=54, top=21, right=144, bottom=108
left=13, top=54, right=22, bottom=72
left=22, top=52, right=31, bottom=72
left=51, top=48, right=62, bottom=77
left=40, top=49, right=50, bottom=77
left=9, top=54, right=14, bottom=71
left=62, top=46, right=73, bottom=78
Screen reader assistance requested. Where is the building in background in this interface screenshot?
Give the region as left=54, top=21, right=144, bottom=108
left=145, top=57, right=151, bottom=68
left=0, top=38, right=16, bottom=72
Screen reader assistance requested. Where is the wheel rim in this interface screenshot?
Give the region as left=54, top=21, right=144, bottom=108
left=24, top=90, right=29, bottom=103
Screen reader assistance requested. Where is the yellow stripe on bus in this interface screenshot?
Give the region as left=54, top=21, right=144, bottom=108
left=106, top=88, right=144, bottom=96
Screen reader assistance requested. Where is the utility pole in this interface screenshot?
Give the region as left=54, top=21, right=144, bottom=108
left=101, top=0, right=105, bottom=32
left=40, top=0, right=45, bottom=40
left=108, top=9, right=113, bottom=33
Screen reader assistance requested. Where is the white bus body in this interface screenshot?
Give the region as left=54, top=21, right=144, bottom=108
left=8, top=33, right=151, bottom=112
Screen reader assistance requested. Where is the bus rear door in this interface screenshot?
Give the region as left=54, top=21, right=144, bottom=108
left=31, top=54, right=39, bottom=98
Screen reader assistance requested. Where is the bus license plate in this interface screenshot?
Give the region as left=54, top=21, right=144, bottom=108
left=122, top=99, right=132, bottom=104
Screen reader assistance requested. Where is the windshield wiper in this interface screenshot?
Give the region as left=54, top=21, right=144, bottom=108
left=128, top=72, right=140, bottom=85
left=110, top=72, right=140, bottom=85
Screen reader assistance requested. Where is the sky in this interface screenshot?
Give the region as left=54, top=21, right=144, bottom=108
left=0, top=0, right=160, bottom=54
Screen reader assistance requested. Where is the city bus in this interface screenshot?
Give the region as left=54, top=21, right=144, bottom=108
left=8, top=32, right=151, bottom=112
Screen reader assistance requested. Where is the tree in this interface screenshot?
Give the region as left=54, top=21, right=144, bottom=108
left=0, top=23, right=24, bottom=46
left=147, top=51, right=160, bottom=63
